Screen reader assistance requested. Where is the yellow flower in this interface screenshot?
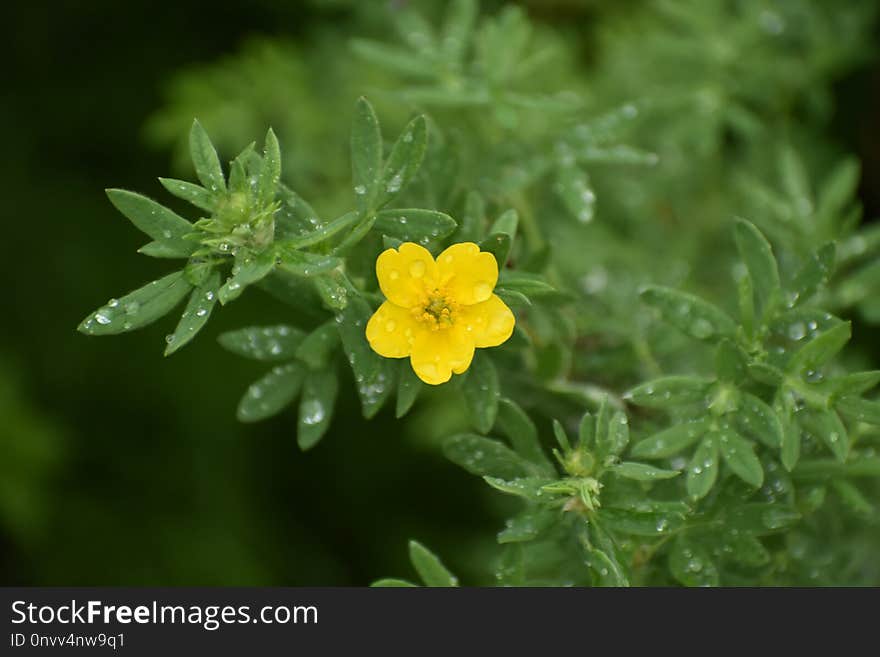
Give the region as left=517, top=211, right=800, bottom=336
left=366, top=242, right=515, bottom=385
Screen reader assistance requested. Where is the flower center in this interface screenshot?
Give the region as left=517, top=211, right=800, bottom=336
left=415, top=288, right=458, bottom=330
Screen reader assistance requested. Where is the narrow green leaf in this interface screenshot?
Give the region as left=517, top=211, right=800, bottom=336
left=276, top=211, right=359, bottom=250
left=823, top=371, right=880, bottom=397
left=297, top=368, right=339, bottom=450
left=586, top=547, right=629, bottom=587
left=578, top=411, right=595, bottom=450
left=228, top=143, right=255, bottom=194
left=236, top=362, right=304, bottom=423
left=337, top=297, right=394, bottom=418
left=458, top=190, right=485, bottom=242
left=687, top=436, right=719, bottom=500
left=780, top=409, right=801, bottom=471
left=641, top=285, right=736, bottom=341
left=463, top=352, right=499, bottom=433
left=601, top=508, right=685, bottom=537
left=831, top=479, right=874, bottom=517
left=787, top=322, right=851, bottom=375
left=717, top=429, right=764, bottom=487
left=378, top=115, right=427, bottom=208
left=138, top=241, right=191, bottom=259
left=295, top=321, right=339, bottom=370
left=443, top=434, right=531, bottom=480
left=106, top=189, right=195, bottom=254
left=496, top=398, right=552, bottom=471
left=490, top=209, right=519, bottom=240
left=497, top=271, right=555, bottom=296
left=351, top=97, right=382, bottom=214
left=218, top=325, right=306, bottom=361
left=350, top=39, right=435, bottom=78
left=624, top=376, right=712, bottom=408
left=725, top=534, right=770, bottom=567
left=408, top=541, right=458, bottom=587
left=748, top=362, right=784, bottom=386
left=374, top=208, right=457, bottom=242
left=480, top=233, right=512, bottom=268
left=715, top=339, right=748, bottom=383
left=483, top=476, right=555, bottom=502
left=599, top=410, right=629, bottom=459
left=164, top=271, right=220, bottom=356
left=218, top=250, right=276, bottom=304
left=734, top=218, right=780, bottom=316
left=189, top=119, right=226, bottom=193
left=735, top=393, right=783, bottom=448
left=552, top=419, right=571, bottom=452
left=801, top=409, right=849, bottom=462
left=669, top=538, right=719, bottom=587
left=555, top=165, right=595, bottom=223
left=258, top=128, right=281, bottom=205
left=631, top=420, right=710, bottom=459
left=498, top=509, right=553, bottom=544
left=276, top=248, right=342, bottom=277
left=837, top=395, right=880, bottom=425
left=371, top=578, right=418, bottom=587
left=609, top=462, right=679, bottom=481
left=78, top=271, right=192, bottom=336
left=441, top=0, right=477, bottom=64
left=158, top=177, right=216, bottom=212
left=788, top=243, right=835, bottom=306
left=396, top=360, right=422, bottom=418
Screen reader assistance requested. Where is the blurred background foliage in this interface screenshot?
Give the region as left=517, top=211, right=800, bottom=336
left=3, top=0, right=880, bottom=585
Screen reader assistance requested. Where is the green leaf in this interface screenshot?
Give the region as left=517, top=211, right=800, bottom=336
left=631, top=420, right=709, bottom=459
left=483, top=476, right=555, bottom=502
left=480, top=233, right=512, bottom=268
left=374, top=208, right=457, bottom=242
left=218, top=325, right=306, bottom=361
left=371, top=578, right=418, bottom=587
left=669, top=538, right=719, bottom=587
left=158, top=177, right=216, bottom=212
left=735, top=393, right=783, bottom=448
left=555, top=165, right=595, bottom=223
left=350, top=40, right=435, bottom=78
left=801, top=409, right=849, bottom=462
left=463, top=352, right=499, bottom=433
left=789, top=243, right=835, bottom=306
left=498, top=509, right=554, bottom=544
left=236, top=362, right=304, bottom=423
left=337, top=297, right=394, bottom=418
left=408, top=541, right=458, bottom=587
left=378, top=115, right=427, bottom=208
left=351, top=97, right=382, bottom=214
left=831, top=479, right=874, bottom=517
left=441, top=0, right=477, bottom=64
left=295, top=321, right=339, bottom=370
left=552, top=419, right=571, bottom=452
left=276, top=248, right=342, bottom=277
left=497, top=271, right=556, bottom=297
left=624, top=376, right=712, bottom=408
left=601, top=508, right=685, bottom=537
left=227, top=143, right=255, bottom=194
left=443, top=434, right=531, bottom=480
left=490, top=209, right=519, bottom=240
left=640, top=285, right=736, bottom=341
left=599, top=410, right=629, bottom=459
left=725, top=533, right=771, bottom=567
left=715, top=339, right=748, bottom=383
left=396, top=360, right=422, bottom=418
left=106, top=189, right=195, bottom=255
left=137, top=241, right=192, bottom=259
left=496, top=398, right=552, bottom=471
left=277, top=211, right=360, bottom=250
left=609, top=462, right=679, bottom=481
left=585, top=547, right=629, bottom=587
left=687, top=436, right=719, bottom=500
left=218, top=250, right=276, bottom=304
left=258, top=128, right=281, bottom=205
left=748, top=362, right=784, bottom=386
left=577, top=411, right=595, bottom=450
left=458, top=190, right=485, bottom=242
left=837, top=395, right=880, bottom=425
left=313, top=270, right=350, bottom=311
left=734, top=218, right=780, bottom=316
left=297, top=368, right=338, bottom=450
left=189, top=119, right=226, bottom=193
left=823, top=371, right=880, bottom=397
left=164, top=271, right=220, bottom=356
left=780, top=409, right=801, bottom=471
left=79, top=271, right=192, bottom=336
left=717, top=428, right=764, bottom=487
left=787, top=322, right=851, bottom=375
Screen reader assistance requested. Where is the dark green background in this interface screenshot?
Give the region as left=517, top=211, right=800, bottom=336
left=3, top=0, right=878, bottom=585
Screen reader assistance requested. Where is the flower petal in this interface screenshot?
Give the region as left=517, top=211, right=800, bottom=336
left=366, top=301, right=423, bottom=358
left=410, top=326, right=475, bottom=385
left=376, top=242, right=438, bottom=307
left=436, top=242, right=498, bottom=305
left=459, top=294, right=515, bottom=348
